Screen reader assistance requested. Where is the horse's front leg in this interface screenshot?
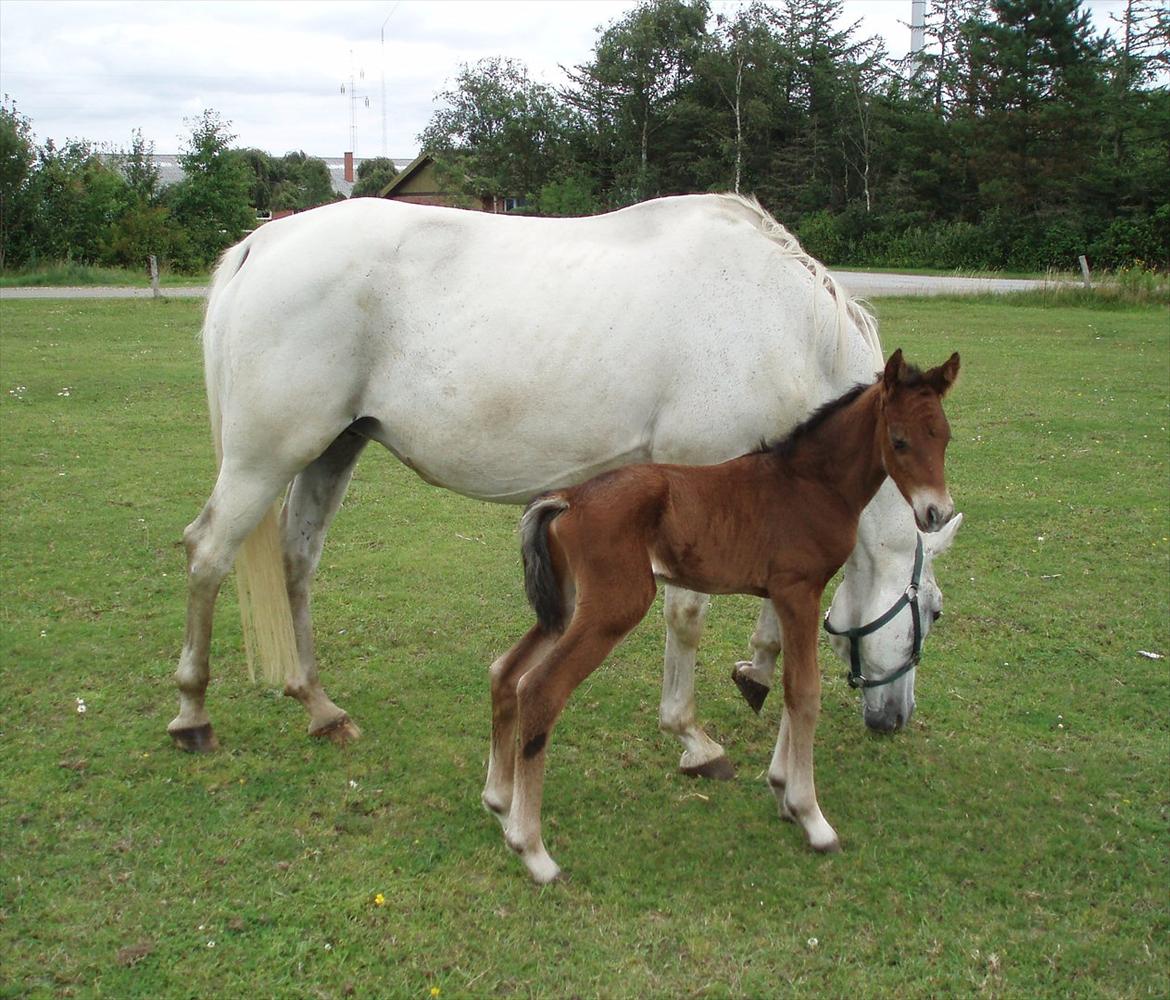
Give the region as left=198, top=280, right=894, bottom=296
left=279, top=430, right=369, bottom=743
left=660, top=587, right=734, bottom=780
left=767, top=589, right=839, bottom=853
left=732, top=599, right=782, bottom=713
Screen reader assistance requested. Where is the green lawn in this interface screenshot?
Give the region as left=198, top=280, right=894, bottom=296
left=1, top=296, right=1166, bottom=998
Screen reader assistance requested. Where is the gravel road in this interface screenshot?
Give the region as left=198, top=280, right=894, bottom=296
left=0, top=271, right=1058, bottom=301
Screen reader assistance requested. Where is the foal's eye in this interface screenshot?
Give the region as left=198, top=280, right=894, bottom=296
left=892, top=437, right=909, bottom=452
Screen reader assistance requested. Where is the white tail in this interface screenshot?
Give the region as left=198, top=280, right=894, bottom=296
left=235, top=503, right=298, bottom=686
left=204, top=238, right=299, bottom=688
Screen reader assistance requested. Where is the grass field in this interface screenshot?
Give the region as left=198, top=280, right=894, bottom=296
left=1, top=295, right=1167, bottom=998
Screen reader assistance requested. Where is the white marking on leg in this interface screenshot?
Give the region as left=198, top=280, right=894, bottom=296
left=661, top=587, right=727, bottom=772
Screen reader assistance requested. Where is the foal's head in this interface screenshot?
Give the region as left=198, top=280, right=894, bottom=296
left=879, top=349, right=960, bottom=532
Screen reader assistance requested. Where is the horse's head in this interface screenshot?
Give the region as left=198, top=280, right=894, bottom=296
left=879, top=349, right=960, bottom=533
left=826, top=500, right=964, bottom=732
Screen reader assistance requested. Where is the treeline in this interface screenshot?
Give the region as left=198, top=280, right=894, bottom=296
left=420, top=0, right=1169, bottom=270
left=0, top=106, right=401, bottom=273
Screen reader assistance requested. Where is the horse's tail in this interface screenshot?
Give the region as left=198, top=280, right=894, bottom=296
left=202, top=235, right=299, bottom=688
left=520, top=496, right=570, bottom=634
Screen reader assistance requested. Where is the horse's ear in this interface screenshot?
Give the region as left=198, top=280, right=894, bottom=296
left=929, top=352, right=960, bottom=396
left=882, top=349, right=905, bottom=392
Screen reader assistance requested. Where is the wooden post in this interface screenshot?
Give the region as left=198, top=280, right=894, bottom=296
left=1078, top=255, right=1092, bottom=289
left=149, top=255, right=160, bottom=298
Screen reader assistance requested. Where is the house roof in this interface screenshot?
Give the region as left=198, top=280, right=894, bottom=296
left=378, top=153, right=434, bottom=198
left=134, top=154, right=414, bottom=197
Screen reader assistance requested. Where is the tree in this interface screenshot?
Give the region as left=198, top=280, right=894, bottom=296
left=419, top=57, right=571, bottom=206
left=0, top=96, right=36, bottom=268
left=168, top=109, right=253, bottom=266
left=351, top=156, right=399, bottom=198
left=564, top=0, right=710, bottom=202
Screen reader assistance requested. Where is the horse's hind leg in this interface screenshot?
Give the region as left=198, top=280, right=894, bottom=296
left=732, top=600, right=782, bottom=713
left=280, top=426, right=370, bottom=742
left=169, top=465, right=292, bottom=751
left=660, top=586, right=735, bottom=780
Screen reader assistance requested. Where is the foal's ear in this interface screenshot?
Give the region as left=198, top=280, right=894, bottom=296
left=882, top=348, right=906, bottom=392
left=928, top=352, right=961, bottom=396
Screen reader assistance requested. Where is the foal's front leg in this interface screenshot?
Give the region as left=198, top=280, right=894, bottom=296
left=767, top=589, right=839, bottom=853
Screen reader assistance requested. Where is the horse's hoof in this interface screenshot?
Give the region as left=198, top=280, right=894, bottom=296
left=680, top=754, right=736, bottom=781
left=731, top=664, right=770, bottom=715
left=811, top=835, right=841, bottom=854
left=310, top=715, right=362, bottom=745
left=169, top=723, right=219, bottom=753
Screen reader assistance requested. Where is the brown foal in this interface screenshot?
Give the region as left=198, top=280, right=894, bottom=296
left=483, top=349, right=960, bottom=883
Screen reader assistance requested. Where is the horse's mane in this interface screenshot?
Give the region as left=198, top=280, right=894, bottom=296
left=715, top=193, right=882, bottom=373
left=755, top=381, right=871, bottom=461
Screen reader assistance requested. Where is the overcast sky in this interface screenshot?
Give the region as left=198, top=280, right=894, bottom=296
left=0, top=0, right=1128, bottom=160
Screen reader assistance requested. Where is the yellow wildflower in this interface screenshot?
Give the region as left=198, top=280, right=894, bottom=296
left=374, top=893, right=385, bottom=907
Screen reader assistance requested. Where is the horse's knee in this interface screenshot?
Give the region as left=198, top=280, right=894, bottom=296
left=664, top=590, right=708, bottom=648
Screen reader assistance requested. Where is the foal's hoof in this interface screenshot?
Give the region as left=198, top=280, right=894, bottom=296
left=731, top=663, right=770, bottom=715
left=169, top=723, right=219, bottom=753
left=680, top=754, right=736, bottom=781
left=310, top=715, right=362, bottom=745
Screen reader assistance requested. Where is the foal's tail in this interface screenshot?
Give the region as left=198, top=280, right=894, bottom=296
left=520, top=496, right=570, bottom=634
left=203, top=235, right=299, bottom=688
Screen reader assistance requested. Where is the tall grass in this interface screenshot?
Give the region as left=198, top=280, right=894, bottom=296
left=1, top=297, right=1167, bottom=998
left=0, top=262, right=210, bottom=288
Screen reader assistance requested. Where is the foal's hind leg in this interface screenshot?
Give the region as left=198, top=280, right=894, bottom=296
left=660, top=586, right=735, bottom=780
left=483, top=625, right=558, bottom=824
left=169, top=464, right=293, bottom=751
left=508, top=581, right=656, bottom=883
left=280, top=427, right=370, bottom=742
left=732, top=600, right=782, bottom=714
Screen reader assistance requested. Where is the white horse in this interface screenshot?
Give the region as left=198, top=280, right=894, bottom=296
left=170, top=193, right=962, bottom=774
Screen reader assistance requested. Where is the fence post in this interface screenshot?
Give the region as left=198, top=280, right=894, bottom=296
left=1078, top=254, right=1092, bottom=289
left=149, top=255, right=160, bottom=298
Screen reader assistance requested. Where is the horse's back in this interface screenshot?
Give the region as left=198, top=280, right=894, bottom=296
left=201, top=195, right=878, bottom=500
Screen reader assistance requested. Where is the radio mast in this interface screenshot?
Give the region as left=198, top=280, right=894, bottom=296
left=340, top=51, right=370, bottom=157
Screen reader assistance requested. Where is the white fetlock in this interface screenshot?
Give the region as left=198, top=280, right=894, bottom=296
left=522, top=844, right=562, bottom=885
left=802, top=811, right=840, bottom=853
left=481, top=788, right=511, bottom=828
left=774, top=788, right=796, bottom=823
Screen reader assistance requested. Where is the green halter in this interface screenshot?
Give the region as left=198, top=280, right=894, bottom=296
left=824, top=535, right=925, bottom=690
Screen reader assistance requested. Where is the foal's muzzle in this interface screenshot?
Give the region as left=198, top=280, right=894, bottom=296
left=916, top=494, right=954, bottom=533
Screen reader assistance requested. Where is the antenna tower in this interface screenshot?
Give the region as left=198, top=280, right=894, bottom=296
left=340, top=51, right=370, bottom=155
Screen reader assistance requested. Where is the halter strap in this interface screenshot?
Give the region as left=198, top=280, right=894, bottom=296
left=824, top=535, right=924, bottom=689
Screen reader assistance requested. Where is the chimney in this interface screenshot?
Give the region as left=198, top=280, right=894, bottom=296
left=344, top=151, right=354, bottom=183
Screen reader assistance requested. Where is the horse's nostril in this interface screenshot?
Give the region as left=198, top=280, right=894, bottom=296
left=926, top=504, right=940, bottom=528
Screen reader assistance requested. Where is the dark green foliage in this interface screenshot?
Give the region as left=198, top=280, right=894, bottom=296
left=419, top=57, right=573, bottom=205
left=166, top=110, right=254, bottom=269
left=412, top=0, right=1166, bottom=271
left=351, top=156, right=399, bottom=198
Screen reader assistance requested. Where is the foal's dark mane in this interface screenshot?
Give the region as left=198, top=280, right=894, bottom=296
left=756, top=360, right=927, bottom=462
left=755, top=382, right=870, bottom=461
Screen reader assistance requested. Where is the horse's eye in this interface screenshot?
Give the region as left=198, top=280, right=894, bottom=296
left=892, top=437, right=909, bottom=452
